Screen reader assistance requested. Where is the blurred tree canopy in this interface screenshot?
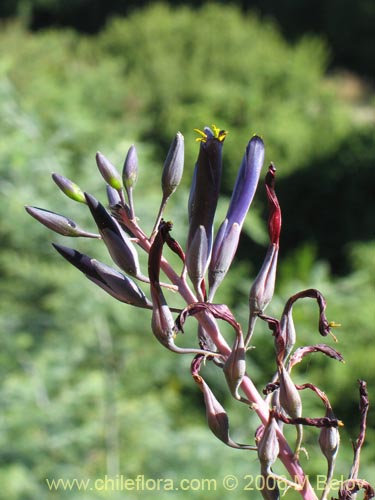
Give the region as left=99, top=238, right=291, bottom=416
left=1, top=0, right=375, bottom=76
left=0, top=3, right=374, bottom=499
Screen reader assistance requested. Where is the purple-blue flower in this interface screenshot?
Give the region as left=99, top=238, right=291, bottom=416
left=186, top=125, right=227, bottom=297
left=208, top=135, right=265, bottom=300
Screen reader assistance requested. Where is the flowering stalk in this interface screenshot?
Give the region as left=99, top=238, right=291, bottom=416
left=26, top=124, right=372, bottom=500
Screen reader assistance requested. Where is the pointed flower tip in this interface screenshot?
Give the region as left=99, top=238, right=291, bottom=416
left=52, top=242, right=75, bottom=260
left=84, top=191, right=98, bottom=209
left=250, top=133, right=264, bottom=144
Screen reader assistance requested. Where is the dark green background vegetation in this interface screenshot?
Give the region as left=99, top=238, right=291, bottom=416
left=0, top=2, right=374, bottom=498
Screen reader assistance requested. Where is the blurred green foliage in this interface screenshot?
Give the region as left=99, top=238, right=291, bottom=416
left=0, top=4, right=374, bottom=499
left=1, top=0, right=374, bottom=77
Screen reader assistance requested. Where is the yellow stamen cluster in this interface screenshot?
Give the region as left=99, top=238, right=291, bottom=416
left=194, top=124, right=228, bottom=143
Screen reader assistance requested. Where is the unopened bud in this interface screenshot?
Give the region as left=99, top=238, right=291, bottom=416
left=96, top=151, right=122, bottom=190
left=25, top=206, right=99, bottom=238
left=257, top=415, right=280, bottom=470
left=85, top=193, right=140, bottom=276
left=92, top=259, right=152, bottom=308
left=192, top=368, right=256, bottom=450
left=279, top=307, right=296, bottom=363
left=278, top=365, right=303, bottom=458
left=185, top=225, right=209, bottom=298
left=223, top=328, right=247, bottom=402
left=249, top=243, right=278, bottom=315
left=106, top=185, right=121, bottom=207
left=52, top=173, right=86, bottom=203
left=122, top=144, right=138, bottom=190
left=278, top=365, right=302, bottom=419
left=162, top=132, right=184, bottom=198
left=319, top=408, right=340, bottom=461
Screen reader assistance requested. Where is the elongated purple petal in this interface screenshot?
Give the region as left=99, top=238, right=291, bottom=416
left=226, top=135, right=265, bottom=225
left=208, top=221, right=241, bottom=300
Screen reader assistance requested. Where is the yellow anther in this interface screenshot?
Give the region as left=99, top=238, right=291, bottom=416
left=328, top=321, right=341, bottom=342
left=212, top=124, right=228, bottom=142
left=194, top=128, right=208, bottom=143
left=328, top=321, right=341, bottom=328
left=194, top=125, right=228, bottom=143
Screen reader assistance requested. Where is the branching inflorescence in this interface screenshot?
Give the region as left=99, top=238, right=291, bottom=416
left=26, top=125, right=373, bottom=500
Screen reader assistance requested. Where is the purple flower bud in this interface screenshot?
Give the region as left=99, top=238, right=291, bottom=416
left=192, top=356, right=256, bottom=450
left=319, top=407, right=340, bottom=500
left=279, top=304, right=296, bottom=363
left=25, top=206, right=99, bottom=238
left=52, top=244, right=151, bottom=308
left=195, top=374, right=236, bottom=446
left=278, top=365, right=302, bottom=420
left=149, top=284, right=176, bottom=346
left=52, top=173, right=86, bottom=203
left=106, top=185, right=121, bottom=207
left=96, top=151, right=122, bottom=190
left=223, top=325, right=248, bottom=403
left=122, top=144, right=138, bottom=190
left=249, top=243, right=279, bottom=315
left=187, top=125, right=227, bottom=266
left=278, top=364, right=303, bottom=458
left=257, top=411, right=304, bottom=493
left=257, top=414, right=280, bottom=471
left=319, top=407, right=340, bottom=461
left=84, top=193, right=140, bottom=276
left=162, top=132, right=184, bottom=199
left=185, top=225, right=208, bottom=299
left=91, top=259, right=152, bottom=308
